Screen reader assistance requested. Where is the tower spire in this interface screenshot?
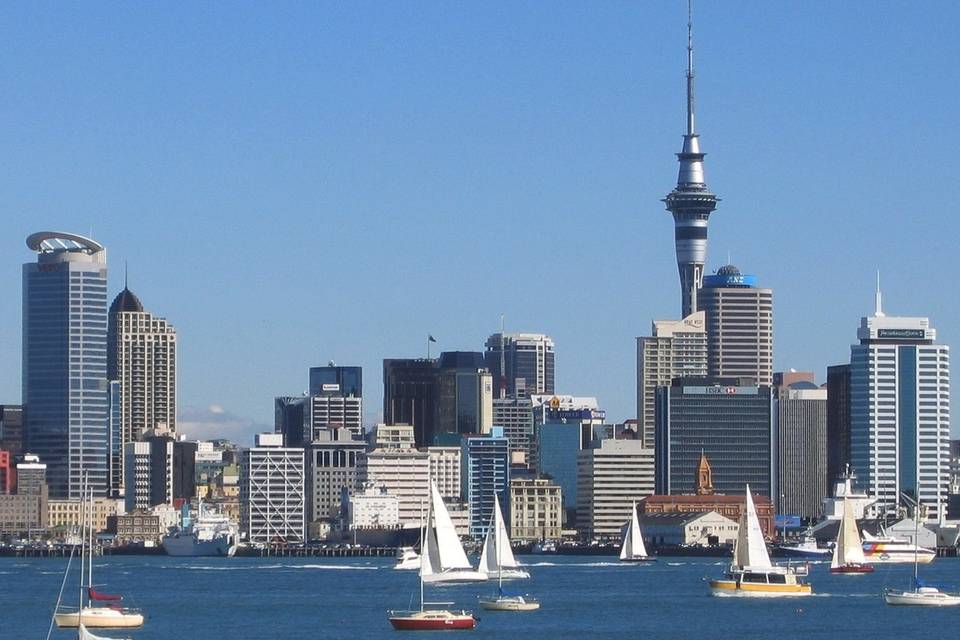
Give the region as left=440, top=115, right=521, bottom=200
left=662, top=0, right=719, bottom=319
left=875, top=271, right=885, bottom=317
left=686, top=0, right=695, bottom=136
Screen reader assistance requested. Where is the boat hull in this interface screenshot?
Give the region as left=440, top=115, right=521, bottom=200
left=480, top=568, right=530, bottom=580
left=709, top=579, right=812, bottom=598
left=162, top=533, right=236, bottom=557
left=422, top=570, right=488, bottom=584
left=388, top=611, right=476, bottom=630
left=55, top=609, right=144, bottom=628
left=479, top=598, right=540, bottom=612
left=863, top=550, right=935, bottom=564
left=620, top=556, right=658, bottom=563
left=830, top=563, right=874, bottom=574
left=885, top=590, right=960, bottom=606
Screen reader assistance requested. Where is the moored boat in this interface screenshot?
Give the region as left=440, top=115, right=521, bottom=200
left=479, top=591, right=540, bottom=612
left=862, top=530, right=935, bottom=565
left=709, top=485, right=812, bottom=598
left=162, top=500, right=237, bottom=557
left=388, top=609, right=477, bottom=630
left=884, top=582, right=960, bottom=607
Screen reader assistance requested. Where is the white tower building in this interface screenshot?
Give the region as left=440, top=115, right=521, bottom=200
left=240, top=433, right=306, bottom=544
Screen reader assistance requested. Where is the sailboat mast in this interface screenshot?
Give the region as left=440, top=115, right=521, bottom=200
left=496, top=494, right=503, bottom=592
left=419, top=497, right=427, bottom=612
left=78, top=472, right=86, bottom=619
left=87, top=482, right=93, bottom=595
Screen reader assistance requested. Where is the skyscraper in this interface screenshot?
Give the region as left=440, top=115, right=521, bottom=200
left=484, top=333, right=555, bottom=397
left=107, top=285, right=177, bottom=497
left=462, top=428, right=510, bottom=538
left=240, top=433, right=306, bottom=544
left=23, top=232, right=109, bottom=499
left=434, top=352, right=493, bottom=438
left=383, top=359, right=438, bottom=448
left=699, top=265, right=774, bottom=387
left=777, top=382, right=828, bottom=519
left=826, top=364, right=852, bottom=484
left=0, top=405, right=24, bottom=457
left=636, top=311, right=707, bottom=448
left=662, top=9, right=719, bottom=318
left=849, top=290, right=950, bottom=521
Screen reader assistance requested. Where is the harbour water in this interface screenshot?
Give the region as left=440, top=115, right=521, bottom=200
left=7, top=555, right=959, bottom=639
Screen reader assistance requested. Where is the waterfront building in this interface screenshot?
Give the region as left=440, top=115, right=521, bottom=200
left=576, top=435, right=655, bottom=540
left=347, top=482, right=399, bottom=529
left=655, top=376, right=776, bottom=499
left=462, top=428, right=510, bottom=538
left=849, top=291, right=951, bottom=521
left=484, top=333, right=555, bottom=397
left=699, top=266, right=774, bottom=387
left=306, top=364, right=363, bottom=438
left=123, top=436, right=174, bottom=512
left=661, top=14, right=719, bottom=319
left=435, top=351, right=493, bottom=439
left=640, top=490, right=776, bottom=538
left=639, top=511, right=738, bottom=547
left=0, top=494, right=47, bottom=533
left=16, top=454, right=47, bottom=497
left=777, top=382, right=828, bottom=519
left=48, top=497, right=120, bottom=533
left=383, top=358, right=438, bottom=448
left=636, top=312, right=707, bottom=448
left=274, top=396, right=307, bottom=447
left=306, top=427, right=365, bottom=523
left=0, top=405, right=24, bottom=457
left=107, top=512, right=162, bottom=544
left=23, top=232, right=109, bottom=499
left=107, top=285, right=177, bottom=498
left=356, top=424, right=429, bottom=526
left=509, top=477, right=562, bottom=542
left=827, top=364, right=852, bottom=485
left=0, top=450, right=12, bottom=494
left=492, top=396, right=535, bottom=465
left=427, top=445, right=461, bottom=500
left=240, top=433, right=306, bottom=544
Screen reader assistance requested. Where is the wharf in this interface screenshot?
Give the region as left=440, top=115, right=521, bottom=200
left=236, top=545, right=400, bottom=558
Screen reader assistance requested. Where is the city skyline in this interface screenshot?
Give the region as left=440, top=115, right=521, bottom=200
left=0, top=3, right=958, bottom=440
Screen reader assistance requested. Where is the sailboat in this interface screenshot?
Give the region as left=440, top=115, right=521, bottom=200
left=54, top=477, right=144, bottom=629
left=478, top=493, right=539, bottom=612
left=619, top=501, right=656, bottom=563
left=884, top=510, right=960, bottom=606
left=708, top=485, right=812, bottom=597
left=478, top=493, right=529, bottom=580
left=830, top=497, right=873, bottom=574
left=388, top=496, right=477, bottom=630
left=421, top=482, right=487, bottom=584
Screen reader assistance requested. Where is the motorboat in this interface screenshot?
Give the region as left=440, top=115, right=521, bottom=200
left=394, top=547, right=420, bottom=571
left=773, top=536, right=831, bottom=559
left=862, top=529, right=936, bottom=565
left=709, top=485, right=812, bottom=598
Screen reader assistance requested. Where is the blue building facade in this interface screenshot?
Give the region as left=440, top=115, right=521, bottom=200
left=23, top=232, right=109, bottom=499
left=462, top=428, right=510, bottom=538
left=537, top=421, right=582, bottom=524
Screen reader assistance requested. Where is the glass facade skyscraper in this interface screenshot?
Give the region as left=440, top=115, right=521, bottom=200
left=23, top=232, right=109, bottom=499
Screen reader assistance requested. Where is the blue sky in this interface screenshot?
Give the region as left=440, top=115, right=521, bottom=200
left=1, top=2, right=957, bottom=443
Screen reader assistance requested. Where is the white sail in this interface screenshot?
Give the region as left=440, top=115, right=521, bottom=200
left=479, top=494, right=519, bottom=573
left=78, top=624, right=124, bottom=640
left=733, top=485, right=772, bottom=569
left=620, top=502, right=648, bottom=560
left=420, top=502, right=439, bottom=577
left=832, top=497, right=866, bottom=567
left=430, top=481, right=473, bottom=571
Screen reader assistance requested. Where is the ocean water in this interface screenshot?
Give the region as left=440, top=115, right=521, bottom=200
left=5, top=555, right=959, bottom=639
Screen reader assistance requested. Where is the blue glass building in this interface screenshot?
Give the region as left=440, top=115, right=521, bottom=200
left=537, top=421, right=583, bottom=524
left=23, top=232, right=109, bottom=499
left=462, top=427, right=510, bottom=538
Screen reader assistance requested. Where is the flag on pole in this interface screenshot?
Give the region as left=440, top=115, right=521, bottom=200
left=428, top=335, right=437, bottom=343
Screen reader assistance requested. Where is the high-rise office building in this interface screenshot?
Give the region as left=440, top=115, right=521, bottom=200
left=435, top=352, right=493, bottom=439
left=484, top=333, right=555, bottom=397
left=777, top=382, right=828, bottom=519
left=462, top=429, right=510, bottom=538
left=492, top=396, right=535, bottom=466
left=656, top=376, right=776, bottom=499
left=577, top=434, right=655, bottom=539
left=849, top=291, right=950, bottom=521
left=383, top=359, right=438, bottom=448
left=427, top=445, right=461, bottom=500
left=662, top=14, right=719, bottom=318
left=309, top=365, right=362, bottom=398
left=23, top=232, right=109, bottom=499
left=15, top=454, right=47, bottom=496
left=122, top=438, right=173, bottom=512
left=107, top=285, right=177, bottom=497
left=826, top=364, right=852, bottom=485
left=306, top=365, right=362, bottom=439
left=636, top=311, right=707, bottom=448
left=699, top=265, right=774, bottom=387
left=0, top=450, right=14, bottom=494
left=240, top=433, right=306, bottom=544
left=274, top=396, right=307, bottom=447
left=0, top=405, right=24, bottom=457
left=356, top=424, right=429, bottom=526
left=305, top=427, right=365, bottom=523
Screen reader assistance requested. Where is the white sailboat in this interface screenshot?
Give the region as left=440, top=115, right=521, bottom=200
left=830, top=497, right=873, bottom=574
left=421, top=482, right=487, bottom=584
left=884, top=510, right=960, bottom=606
left=708, top=485, right=812, bottom=597
left=54, top=476, right=144, bottom=629
left=478, top=494, right=538, bottom=611
left=619, top=501, right=655, bottom=563
left=478, top=493, right=529, bottom=580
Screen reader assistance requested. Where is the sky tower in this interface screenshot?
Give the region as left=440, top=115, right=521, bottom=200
left=663, top=3, right=719, bottom=318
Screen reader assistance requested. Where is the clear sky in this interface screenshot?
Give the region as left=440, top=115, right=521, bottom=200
left=1, top=2, right=957, bottom=443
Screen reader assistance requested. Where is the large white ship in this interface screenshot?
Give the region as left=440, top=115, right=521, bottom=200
left=162, top=502, right=238, bottom=557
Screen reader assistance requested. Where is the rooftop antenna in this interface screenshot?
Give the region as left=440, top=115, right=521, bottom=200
left=499, top=314, right=507, bottom=399
left=875, top=271, right=885, bottom=317
left=686, top=0, right=695, bottom=136
left=124, top=260, right=129, bottom=289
